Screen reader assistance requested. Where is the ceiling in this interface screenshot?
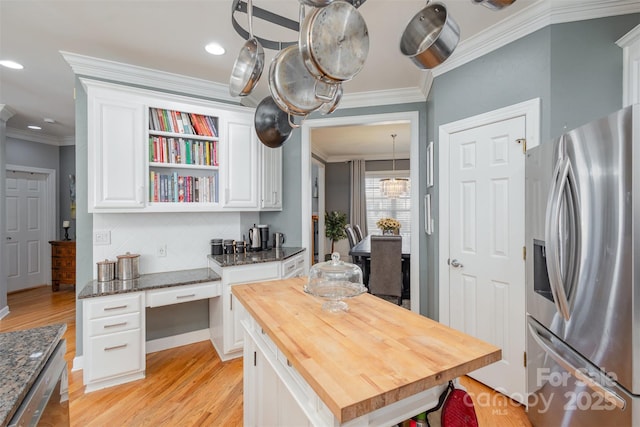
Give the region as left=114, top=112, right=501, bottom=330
left=2, top=0, right=538, bottom=156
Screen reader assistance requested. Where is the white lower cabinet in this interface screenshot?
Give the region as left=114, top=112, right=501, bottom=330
left=244, top=325, right=311, bottom=427
left=83, top=292, right=145, bottom=392
left=209, top=261, right=280, bottom=361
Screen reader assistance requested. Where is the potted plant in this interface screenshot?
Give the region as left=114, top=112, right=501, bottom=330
left=324, top=210, right=347, bottom=259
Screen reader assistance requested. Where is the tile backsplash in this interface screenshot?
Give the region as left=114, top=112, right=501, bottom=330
left=92, top=211, right=259, bottom=277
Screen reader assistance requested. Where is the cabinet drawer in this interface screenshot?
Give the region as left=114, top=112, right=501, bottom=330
left=88, top=312, right=140, bottom=337
left=226, top=262, right=279, bottom=284
left=281, top=258, right=298, bottom=277
left=52, top=257, right=75, bottom=269
left=86, top=293, right=143, bottom=319
left=146, top=282, right=221, bottom=308
left=52, top=245, right=75, bottom=257
left=87, top=329, right=143, bottom=382
left=56, top=270, right=76, bottom=282
left=283, top=268, right=304, bottom=279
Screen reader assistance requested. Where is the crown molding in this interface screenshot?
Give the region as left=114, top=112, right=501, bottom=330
left=432, top=0, right=640, bottom=78
left=0, top=104, right=16, bottom=122
left=6, top=127, right=69, bottom=146
left=61, top=51, right=238, bottom=104
left=339, top=87, right=426, bottom=109
left=617, top=23, right=640, bottom=46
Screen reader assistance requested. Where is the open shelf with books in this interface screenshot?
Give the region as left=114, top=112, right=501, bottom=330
left=148, top=107, right=220, bottom=209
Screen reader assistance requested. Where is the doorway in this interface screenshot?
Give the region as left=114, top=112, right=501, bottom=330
left=438, top=99, right=540, bottom=403
left=5, top=165, right=56, bottom=293
left=301, top=111, right=421, bottom=312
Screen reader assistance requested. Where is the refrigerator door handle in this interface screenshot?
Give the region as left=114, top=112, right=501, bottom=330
left=527, top=317, right=626, bottom=410
left=545, top=157, right=573, bottom=320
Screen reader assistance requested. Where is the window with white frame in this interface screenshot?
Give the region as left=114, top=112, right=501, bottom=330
left=364, top=171, right=411, bottom=235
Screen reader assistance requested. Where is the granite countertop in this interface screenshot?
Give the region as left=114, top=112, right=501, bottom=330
left=79, top=267, right=221, bottom=299
left=208, top=247, right=305, bottom=267
left=0, top=323, right=67, bottom=426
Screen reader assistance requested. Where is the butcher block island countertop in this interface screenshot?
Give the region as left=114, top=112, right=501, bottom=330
left=232, top=277, right=501, bottom=424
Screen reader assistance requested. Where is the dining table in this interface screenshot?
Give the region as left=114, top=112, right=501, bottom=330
left=349, top=234, right=411, bottom=299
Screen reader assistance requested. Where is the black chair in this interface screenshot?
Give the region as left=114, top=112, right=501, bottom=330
left=353, top=224, right=364, bottom=242
left=368, top=235, right=403, bottom=305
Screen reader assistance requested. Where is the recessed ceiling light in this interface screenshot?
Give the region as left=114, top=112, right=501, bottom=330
left=28, top=125, right=42, bottom=130
left=205, top=42, right=225, bottom=56
left=0, top=60, right=24, bottom=70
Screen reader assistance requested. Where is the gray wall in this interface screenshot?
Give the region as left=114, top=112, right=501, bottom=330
left=59, top=146, right=76, bottom=239
left=427, top=14, right=638, bottom=320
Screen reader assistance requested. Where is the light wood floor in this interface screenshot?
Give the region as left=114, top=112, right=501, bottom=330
left=1, top=286, right=531, bottom=427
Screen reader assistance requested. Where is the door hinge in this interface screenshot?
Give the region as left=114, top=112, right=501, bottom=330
left=516, top=138, right=527, bottom=154
left=524, top=351, right=527, bottom=368
left=523, top=246, right=526, bottom=261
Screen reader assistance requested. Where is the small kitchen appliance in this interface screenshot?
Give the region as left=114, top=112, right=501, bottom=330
left=248, top=225, right=262, bottom=251
left=273, top=232, right=285, bottom=248
left=258, top=224, right=269, bottom=250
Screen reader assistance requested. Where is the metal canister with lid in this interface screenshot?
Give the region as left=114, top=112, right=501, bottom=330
left=96, top=259, right=116, bottom=282
left=116, top=252, right=140, bottom=280
left=210, top=239, right=223, bottom=255
left=223, top=239, right=235, bottom=255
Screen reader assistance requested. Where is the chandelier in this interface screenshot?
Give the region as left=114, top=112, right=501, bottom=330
left=380, top=134, right=410, bottom=199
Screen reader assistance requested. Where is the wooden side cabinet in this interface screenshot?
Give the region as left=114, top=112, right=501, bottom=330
left=49, top=240, right=76, bottom=291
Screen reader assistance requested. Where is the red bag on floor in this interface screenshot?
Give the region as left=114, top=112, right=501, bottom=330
left=441, top=383, right=478, bottom=427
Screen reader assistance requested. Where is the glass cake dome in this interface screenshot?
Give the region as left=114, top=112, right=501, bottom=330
left=305, top=252, right=366, bottom=312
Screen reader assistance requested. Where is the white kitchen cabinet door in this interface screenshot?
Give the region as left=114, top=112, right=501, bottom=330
left=223, top=111, right=259, bottom=209
left=86, top=83, right=146, bottom=211
left=260, top=144, right=282, bottom=210
left=225, top=289, right=248, bottom=354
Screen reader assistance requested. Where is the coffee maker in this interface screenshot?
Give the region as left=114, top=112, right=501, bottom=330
left=258, top=224, right=269, bottom=250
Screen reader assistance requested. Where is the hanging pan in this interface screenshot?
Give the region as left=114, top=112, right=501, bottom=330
left=400, top=1, right=460, bottom=69
left=254, top=96, right=293, bottom=148
left=229, top=0, right=264, bottom=97
left=299, top=0, right=369, bottom=83
left=471, top=0, right=516, bottom=11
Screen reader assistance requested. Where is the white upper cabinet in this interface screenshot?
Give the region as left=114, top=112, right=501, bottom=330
left=86, top=84, right=146, bottom=211
left=222, top=111, right=259, bottom=209
left=260, top=144, right=282, bottom=210
left=82, top=79, right=279, bottom=212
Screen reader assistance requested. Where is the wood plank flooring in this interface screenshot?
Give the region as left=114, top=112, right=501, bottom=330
left=1, top=286, right=531, bottom=427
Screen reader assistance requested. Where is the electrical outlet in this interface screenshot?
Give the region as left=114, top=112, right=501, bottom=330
left=94, top=230, right=111, bottom=245
left=157, top=244, right=167, bottom=257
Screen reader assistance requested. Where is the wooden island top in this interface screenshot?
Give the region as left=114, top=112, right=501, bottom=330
left=232, top=277, right=501, bottom=423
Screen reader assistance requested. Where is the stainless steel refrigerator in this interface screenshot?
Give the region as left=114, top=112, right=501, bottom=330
left=525, top=105, right=640, bottom=426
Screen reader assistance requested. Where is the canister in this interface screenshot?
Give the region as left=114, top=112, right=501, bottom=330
left=223, top=239, right=235, bottom=255
left=96, top=259, right=116, bottom=282
left=210, top=238, right=223, bottom=255
left=116, top=252, right=140, bottom=280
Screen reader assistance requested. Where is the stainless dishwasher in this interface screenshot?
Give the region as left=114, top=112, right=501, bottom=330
left=8, top=339, right=69, bottom=426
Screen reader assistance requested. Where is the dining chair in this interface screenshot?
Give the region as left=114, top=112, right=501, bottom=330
left=368, top=235, right=403, bottom=305
left=353, top=224, right=364, bottom=242
left=345, top=225, right=367, bottom=278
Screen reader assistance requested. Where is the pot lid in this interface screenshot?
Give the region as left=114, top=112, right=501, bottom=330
left=117, top=252, right=140, bottom=259
left=97, top=259, right=115, bottom=265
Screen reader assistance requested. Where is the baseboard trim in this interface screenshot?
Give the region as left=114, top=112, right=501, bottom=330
left=0, top=306, right=9, bottom=320
left=146, top=329, right=210, bottom=354
left=72, top=356, right=83, bottom=372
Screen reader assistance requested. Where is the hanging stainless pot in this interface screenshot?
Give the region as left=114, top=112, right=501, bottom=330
left=400, top=2, right=460, bottom=70
left=229, top=0, right=264, bottom=97
left=269, top=44, right=338, bottom=117
left=471, top=0, right=516, bottom=10
left=299, top=0, right=369, bottom=83
left=254, top=96, right=293, bottom=148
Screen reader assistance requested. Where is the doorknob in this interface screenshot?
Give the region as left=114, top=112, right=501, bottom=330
left=449, top=259, right=463, bottom=268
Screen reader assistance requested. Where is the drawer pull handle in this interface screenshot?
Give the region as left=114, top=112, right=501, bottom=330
left=104, top=304, right=128, bottom=311
left=104, top=321, right=128, bottom=329
left=176, top=294, right=196, bottom=299
left=104, top=344, right=128, bottom=351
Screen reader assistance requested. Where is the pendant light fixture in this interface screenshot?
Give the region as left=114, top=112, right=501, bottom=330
left=380, top=133, right=410, bottom=199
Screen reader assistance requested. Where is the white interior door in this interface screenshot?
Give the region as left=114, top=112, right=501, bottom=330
left=447, top=116, right=526, bottom=403
left=5, top=170, right=48, bottom=292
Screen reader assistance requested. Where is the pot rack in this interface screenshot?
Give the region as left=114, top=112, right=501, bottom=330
left=230, top=0, right=368, bottom=50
